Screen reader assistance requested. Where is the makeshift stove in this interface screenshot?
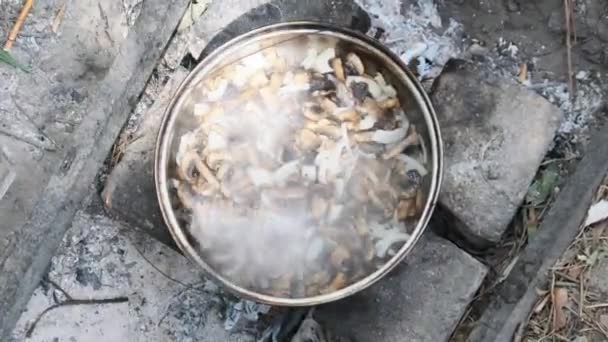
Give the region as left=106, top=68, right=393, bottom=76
left=7, top=0, right=596, bottom=341
left=98, top=0, right=561, bottom=340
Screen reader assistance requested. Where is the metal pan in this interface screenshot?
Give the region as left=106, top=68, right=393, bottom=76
left=155, top=21, right=443, bottom=306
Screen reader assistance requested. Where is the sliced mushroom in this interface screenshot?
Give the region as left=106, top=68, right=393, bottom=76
left=301, top=165, right=317, bottom=182
left=293, top=71, right=311, bottom=85
left=382, top=130, right=420, bottom=160
left=336, top=82, right=360, bottom=108
left=334, top=108, right=359, bottom=122
left=307, top=119, right=342, bottom=139
left=415, top=189, right=425, bottom=214
left=350, top=81, right=370, bottom=101
left=397, top=198, right=416, bottom=221
left=174, top=180, right=195, bottom=209
left=379, top=97, right=400, bottom=109
left=319, top=97, right=338, bottom=114
left=269, top=72, right=283, bottom=90
left=296, top=129, right=323, bottom=151
left=354, top=127, right=407, bottom=145
left=311, top=195, right=328, bottom=220
left=347, top=76, right=383, bottom=100
left=178, top=151, right=220, bottom=189
left=301, top=47, right=335, bottom=74
left=249, top=71, right=269, bottom=88
left=259, top=86, right=280, bottom=108
left=358, top=115, right=377, bottom=130
left=205, top=151, right=231, bottom=170
left=194, top=103, right=211, bottom=117
left=310, top=73, right=336, bottom=92
left=264, top=49, right=288, bottom=73
left=302, top=108, right=324, bottom=122
left=357, top=98, right=384, bottom=119
left=346, top=52, right=365, bottom=75
left=395, top=154, right=428, bottom=177
left=331, top=57, right=345, bottom=81
left=328, top=272, right=347, bottom=291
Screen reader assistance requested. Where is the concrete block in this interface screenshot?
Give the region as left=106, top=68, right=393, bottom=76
left=102, top=69, right=189, bottom=248
left=315, top=232, right=488, bottom=342
left=431, top=60, right=562, bottom=247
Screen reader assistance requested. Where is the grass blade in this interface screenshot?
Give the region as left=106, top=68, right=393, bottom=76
left=0, top=49, right=31, bottom=73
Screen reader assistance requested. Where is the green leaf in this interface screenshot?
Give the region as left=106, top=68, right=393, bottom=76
left=526, top=164, right=559, bottom=206
left=0, top=49, right=31, bottom=73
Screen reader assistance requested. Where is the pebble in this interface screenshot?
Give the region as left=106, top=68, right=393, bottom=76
left=506, top=0, right=520, bottom=12
left=468, top=43, right=489, bottom=57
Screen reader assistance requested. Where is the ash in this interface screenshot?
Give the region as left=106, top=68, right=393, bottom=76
left=356, top=0, right=464, bottom=80
left=10, top=211, right=258, bottom=342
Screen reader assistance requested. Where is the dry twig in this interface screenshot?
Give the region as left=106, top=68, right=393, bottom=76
left=4, top=0, right=34, bottom=50
left=563, top=0, right=576, bottom=100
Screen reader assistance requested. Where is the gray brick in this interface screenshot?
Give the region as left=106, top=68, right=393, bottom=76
left=102, top=69, right=188, bottom=248
left=315, top=232, right=487, bottom=342
left=431, top=60, right=562, bottom=247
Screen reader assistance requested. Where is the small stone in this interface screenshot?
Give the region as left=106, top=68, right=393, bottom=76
left=506, top=0, right=519, bottom=12
left=468, top=43, right=489, bottom=57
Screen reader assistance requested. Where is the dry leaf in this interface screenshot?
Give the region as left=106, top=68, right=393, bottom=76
left=552, top=287, right=568, bottom=330
left=573, top=336, right=588, bottom=342
left=567, top=265, right=583, bottom=279
left=585, top=199, right=608, bottom=227
left=518, top=63, right=528, bottom=83
left=600, top=314, right=608, bottom=328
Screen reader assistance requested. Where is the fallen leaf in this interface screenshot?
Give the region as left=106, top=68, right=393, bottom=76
left=526, top=164, right=559, bottom=206
left=573, top=336, right=588, bottom=342
left=585, top=200, right=608, bottom=227
left=177, top=0, right=209, bottom=32
left=552, top=287, right=568, bottom=331
left=567, top=265, right=583, bottom=279
left=600, top=314, right=608, bottom=328
left=518, top=63, right=528, bottom=83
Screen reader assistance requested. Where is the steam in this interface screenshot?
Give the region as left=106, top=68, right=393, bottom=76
left=172, top=34, right=427, bottom=298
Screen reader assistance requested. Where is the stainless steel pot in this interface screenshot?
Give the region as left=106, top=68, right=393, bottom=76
left=155, top=22, right=443, bottom=306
